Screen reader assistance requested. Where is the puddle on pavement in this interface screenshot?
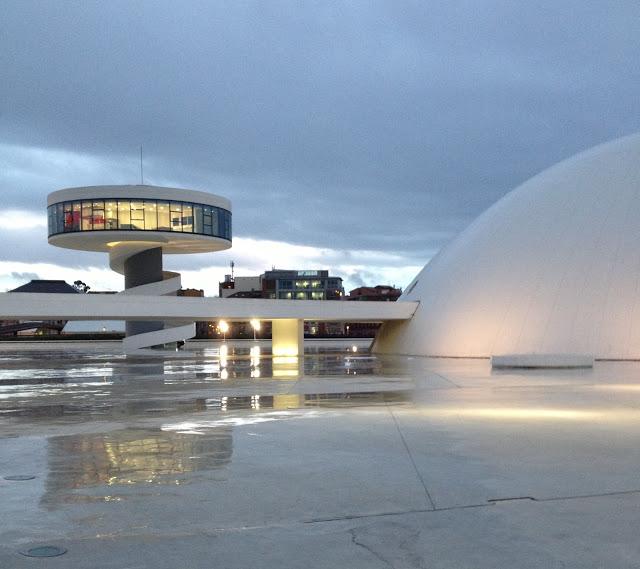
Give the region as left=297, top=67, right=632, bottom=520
left=0, top=344, right=414, bottom=511
left=0, top=390, right=410, bottom=421
left=0, top=345, right=386, bottom=386
left=40, top=426, right=233, bottom=507
left=34, top=389, right=409, bottom=507
left=0, top=346, right=413, bottom=424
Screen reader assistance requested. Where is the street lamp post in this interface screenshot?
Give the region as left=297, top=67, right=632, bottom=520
left=219, top=320, right=229, bottom=342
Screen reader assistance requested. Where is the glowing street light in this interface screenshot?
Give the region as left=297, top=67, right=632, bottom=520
left=250, top=319, right=261, bottom=340
left=219, top=320, right=229, bottom=342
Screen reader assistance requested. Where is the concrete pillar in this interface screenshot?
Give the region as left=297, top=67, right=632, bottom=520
left=123, top=247, right=164, bottom=338
left=271, top=318, right=304, bottom=357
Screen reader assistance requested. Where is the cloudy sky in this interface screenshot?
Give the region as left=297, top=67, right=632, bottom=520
left=1, top=1, right=639, bottom=295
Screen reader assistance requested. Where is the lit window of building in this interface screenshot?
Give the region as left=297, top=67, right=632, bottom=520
left=48, top=198, right=232, bottom=241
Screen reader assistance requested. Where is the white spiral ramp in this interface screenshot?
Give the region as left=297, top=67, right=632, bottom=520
left=109, top=243, right=195, bottom=353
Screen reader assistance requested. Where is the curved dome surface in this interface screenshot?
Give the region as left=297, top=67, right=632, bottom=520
left=374, top=133, right=640, bottom=359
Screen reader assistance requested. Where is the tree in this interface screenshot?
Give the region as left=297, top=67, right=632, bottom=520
left=73, top=280, right=91, bottom=293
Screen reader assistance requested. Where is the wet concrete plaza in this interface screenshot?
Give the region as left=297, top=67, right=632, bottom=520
left=2, top=340, right=640, bottom=567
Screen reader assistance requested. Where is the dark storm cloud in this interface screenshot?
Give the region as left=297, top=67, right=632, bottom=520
left=1, top=1, right=639, bottom=257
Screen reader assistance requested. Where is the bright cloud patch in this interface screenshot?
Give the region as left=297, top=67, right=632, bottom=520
left=0, top=261, right=121, bottom=293
left=0, top=236, right=425, bottom=295
left=168, top=237, right=424, bottom=295
left=4, top=210, right=47, bottom=230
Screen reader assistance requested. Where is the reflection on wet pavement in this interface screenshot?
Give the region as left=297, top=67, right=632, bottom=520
left=42, top=427, right=233, bottom=507
left=0, top=343, right=383, bottom=385
left=0, top=342, right=405, bottom=424
left=0, top=341, right=413, bottom=521
left=6, top=341, right=640, bottom=568
left=7, top=342, right=629, bottom=513
left=0, top=390, right=410, bottom=421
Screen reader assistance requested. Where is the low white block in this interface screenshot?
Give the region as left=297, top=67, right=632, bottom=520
left=491, top=353, right=594, bottom=369
left=272, top=319, right=304, bottom=357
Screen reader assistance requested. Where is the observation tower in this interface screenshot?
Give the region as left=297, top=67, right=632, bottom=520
left=47, top=185, right=231, bottom=351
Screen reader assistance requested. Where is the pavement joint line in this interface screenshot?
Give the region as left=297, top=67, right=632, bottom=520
left=20, top=523, right=300, bottom=543
left=303, top=491, right=640, bottom=526
left=305, top=502, right=493, bottom=524
left=428, top=371, right=462, bottom=388
left=534, top=488, right=640, bottom=503
left=21, top=492, right=640, bottom=544
left=488, top=496, right=536, bottom=503
left=483, top=488, right=640, bottom=505
left=386, top=403, right=436, bottom=510
left=3, top=506, right=499, bottom=549
left=4, top=505, right=497, bottom=546
left=305, top=508, right=436, bottom=524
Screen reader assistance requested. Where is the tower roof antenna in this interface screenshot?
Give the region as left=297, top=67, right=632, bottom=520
left=140, top=145, right=144, bottom=185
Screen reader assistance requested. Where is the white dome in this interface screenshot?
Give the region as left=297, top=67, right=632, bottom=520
left=374, top=133, right=640, bottom=359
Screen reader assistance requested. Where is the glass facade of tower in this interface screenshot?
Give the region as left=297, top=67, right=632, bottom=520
left=47, top=198, right=231, bottom=240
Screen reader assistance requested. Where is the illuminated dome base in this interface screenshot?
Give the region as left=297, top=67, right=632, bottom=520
left=374, top=133, right=640, bottom=360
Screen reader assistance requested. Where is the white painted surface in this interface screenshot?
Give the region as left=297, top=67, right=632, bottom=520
left=118, top=272, right=181, bottom=296
left=0, top=292, right=418, bottom=322
left=117, top=269, right=197, bottom=352
left=48, top=185, right=232, bottom=254
left=122, top=322, right=196, bottom=352
left=47, top=185, right=231, bottom=210
left=50, top=228, right=231, bottom=255
left=374, top=133, right=640, bottom=359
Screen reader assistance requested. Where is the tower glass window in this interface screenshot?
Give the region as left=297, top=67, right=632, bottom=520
left=91, top=201, right=104, bottom=230
left=81, top=201, right=92, bottom=230
left=143, top=201, right=157, bottom=230
left=117, top=200, right=131, bottom=229
left=157, top=202, right=170, bottom=231
left=130, top=201, right=144, bottom=230
left=105, top=201, right=118, bottom=229
left=170, top=202, right=182, bottom=231
left=194, top=205, right=204, bottom=234
left=48, top=197, right=232, bottom=241
left=72, top=202, right=81, bottom=231
left=182, top=204, right=193, bottom=233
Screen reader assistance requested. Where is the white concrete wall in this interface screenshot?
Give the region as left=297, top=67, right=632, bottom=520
left=0, top=293, right=418, bottom=322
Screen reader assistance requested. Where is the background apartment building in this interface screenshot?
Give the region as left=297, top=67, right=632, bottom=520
left=220, top=269, right=344, bottom=300
left=217, top=269, right=345, bottom=337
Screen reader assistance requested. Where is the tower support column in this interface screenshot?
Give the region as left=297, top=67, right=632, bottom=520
left=271, top=319, right=304, bottom=357
left=123, top=247, right=164, bottom=338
